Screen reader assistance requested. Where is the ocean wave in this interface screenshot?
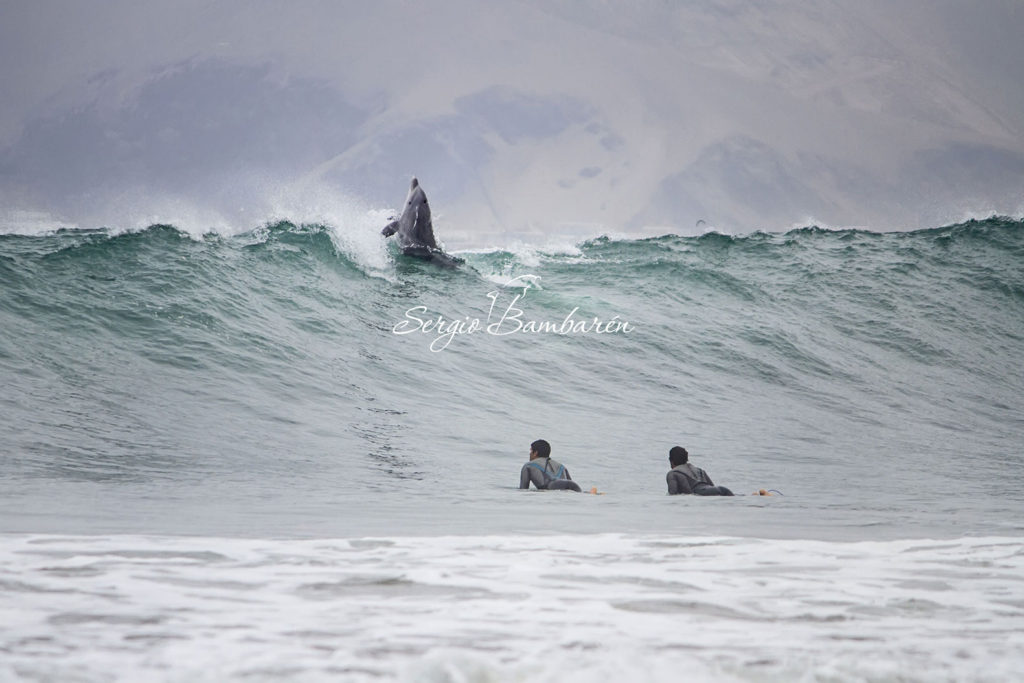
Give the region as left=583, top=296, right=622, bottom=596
left=1, top=214, right=1022, bottom=539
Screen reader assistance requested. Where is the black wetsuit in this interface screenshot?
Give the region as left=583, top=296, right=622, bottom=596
left=519, top=457, right=582, bottom=492
left=667, top=463, right=733, bottom=496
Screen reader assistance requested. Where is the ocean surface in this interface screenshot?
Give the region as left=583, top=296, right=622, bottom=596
left=2, top=216, right=1023, bottom=681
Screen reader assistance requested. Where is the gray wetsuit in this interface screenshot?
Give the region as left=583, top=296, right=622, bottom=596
left=519, top=457, right=582, bottom=492
left=667, top=463, right=733, bottom=496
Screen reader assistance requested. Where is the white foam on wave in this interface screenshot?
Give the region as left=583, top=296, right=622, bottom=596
left=779, top=216, right=872, bottom=233
left=0, top=209, right=79, bottom=235
left=264, top=181, right=396, bottom=278
left=946, top=207, right=1024, bottom=226
left=457, top=238, right=587, bottom=258
left=1, top=533, right=1021, bottom=682
left=777, top=207, right=1024, bottom=234
left=456, top=240, right=581, bottom=287
left=1, top=190, right=245, bottom=238
left=0, top=181, right=401, bottom=278
left=121, top=194, right=240, bottom=236
left=117, top=179, right=400, bottom=278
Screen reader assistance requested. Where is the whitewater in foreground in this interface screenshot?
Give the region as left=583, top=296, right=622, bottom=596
left=2, top=533, right=1022, bottom=682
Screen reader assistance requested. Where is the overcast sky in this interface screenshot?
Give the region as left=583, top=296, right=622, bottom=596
left=1, top=0, right=1022, bottom=245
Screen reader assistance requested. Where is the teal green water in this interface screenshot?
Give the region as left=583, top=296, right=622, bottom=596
left=2, top=218, right=1022, bottom=538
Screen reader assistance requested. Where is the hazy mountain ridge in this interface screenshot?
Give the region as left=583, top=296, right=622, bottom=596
left=1, top=0, right=1022, bottom=244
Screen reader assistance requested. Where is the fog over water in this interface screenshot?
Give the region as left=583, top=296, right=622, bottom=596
left=2, top=1, right=1023, bottom=245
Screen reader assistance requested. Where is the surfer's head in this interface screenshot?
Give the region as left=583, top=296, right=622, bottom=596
left=530, top=439, right=551, bottom=460
left=669, top=446, right=688, bottom=467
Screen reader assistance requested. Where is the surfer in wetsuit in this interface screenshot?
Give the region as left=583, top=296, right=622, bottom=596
left=666, top=446, right=734, bottom=496
left=519, top=439, right=582, bottom=492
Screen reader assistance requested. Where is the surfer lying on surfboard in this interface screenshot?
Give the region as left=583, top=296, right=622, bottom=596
left=519, top=439, right=584, bottom=492
left=666, top=446, right=734, bottom=496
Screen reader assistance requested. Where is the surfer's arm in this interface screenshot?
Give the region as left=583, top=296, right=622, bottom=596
left=520, top=464, right=548, bottom=489
left=667, top=471, right=691, bottom=495
left=381, top=220, right=399, bottom=237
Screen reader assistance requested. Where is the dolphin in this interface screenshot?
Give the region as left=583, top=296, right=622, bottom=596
left=382, top=177, right=439, bottom=257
